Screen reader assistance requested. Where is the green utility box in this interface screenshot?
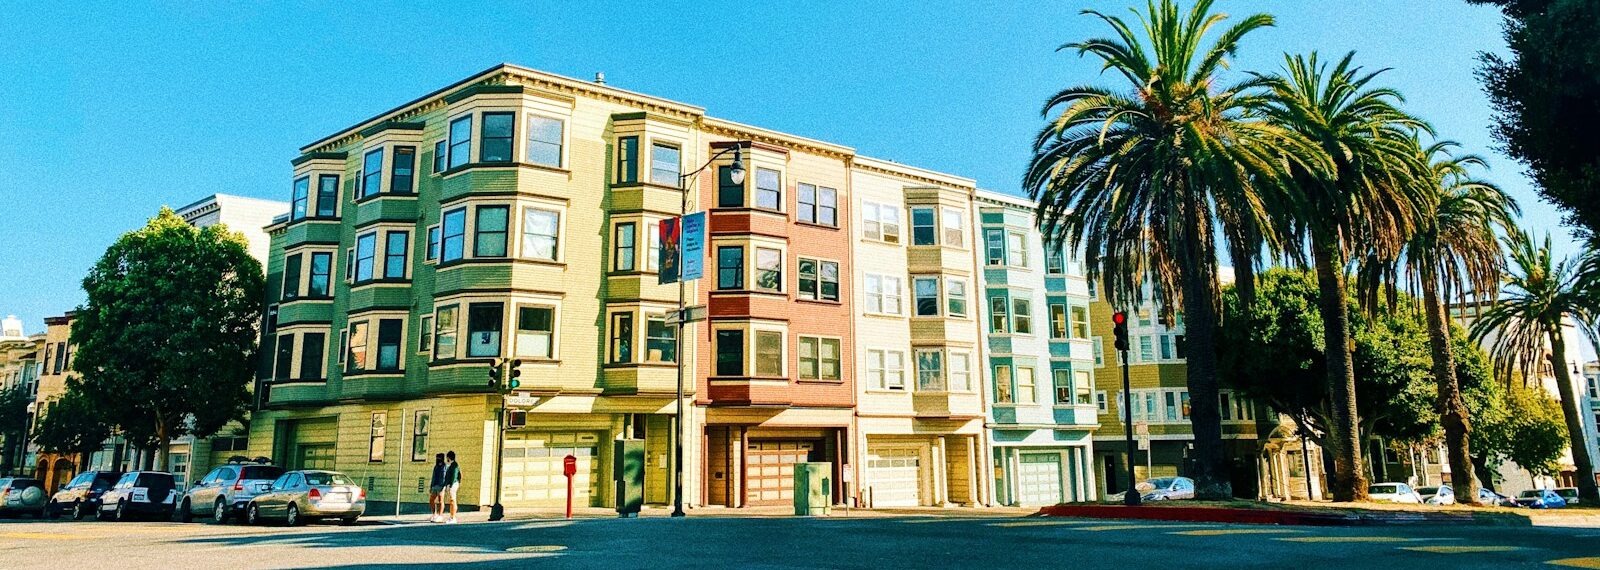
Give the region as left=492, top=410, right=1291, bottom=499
left=792, top=462, right=833, bottom=516
left=614, top=440, right=644, bottom=517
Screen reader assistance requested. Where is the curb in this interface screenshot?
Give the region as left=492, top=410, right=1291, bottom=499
left=1035, top=504, right=1531, bottom=527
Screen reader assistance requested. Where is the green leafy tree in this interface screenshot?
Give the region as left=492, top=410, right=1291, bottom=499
left=1252, top=52, right=1431, bottom=501
left=73, top=207, right=263, bottom=468
left=1356, top=141, right=1519, bottom=504
left=0, top=385, right=31, bottom=474
left=1470, top=230, right=1600, bottom=502
left=31, top=380, right=114, bottom=472
left=1022, top=0, right=1322, bottom=500
left=1470, top=0, right=1600, bottom=239
left=1459, top=335, right=1567, bottom=491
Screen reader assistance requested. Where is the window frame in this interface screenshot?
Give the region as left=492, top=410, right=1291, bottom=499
left=360, top=148, right=383, bottom=199
left=650, top=142, right=681, bottom=186
left=473, top=205, right=510, bottom=258
left=465, top=302, right=504, bottom=359
left=390, top=146, right=416, bottom=195
left=315, top=174, right=340, bottom=217
left=753, top=167, right=782, bottom=211
left=910, top=207, right=937, bottom=246
left=447, top=115, right=472, bottom=169
left=797, top=258, right=840, bottom=302
left=616, top=136, right=639, bottom=184
left=290, top=176, right=309, bottom=221
left=613, top=221, right=637, bottom=272
left=383, top=230, right=409, bottom=280
left=797, top=336, right=841, bottom=381
left=479, top=111, right=515, bottom=164
left=524, top=113, right=563, bottom=168
left=521, top=207, right=561, bottom=262
left=440, top=208, right=467, bottom=263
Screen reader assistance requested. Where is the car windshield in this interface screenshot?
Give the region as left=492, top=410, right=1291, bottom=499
left=304, top=472, right=354, bottom=486
left=1519, top=490, right=1543, bottom=498
left=1555, top=489, right=1578, bottom=498
left=1369, top=484, right=1400, bottom=494
left=1135, top=477, right=1177, bottom=492
left=1417, top=487, right=1440, bottom=495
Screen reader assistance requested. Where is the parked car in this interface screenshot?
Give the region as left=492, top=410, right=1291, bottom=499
left=1105, top=477, right=1196, bottom=502
left=1515, top=489, right=1567, bottom=509
left=0, top=478, right=48, bottom=518
left=1418, top=485, right=1455, bottom=505
left=245, top=470, right=365, bottom=526
left=179, top=460, right=284, bottom=523
left=1553, top=487, right=1580, bottom=506
left=47, top=470, right=122, bottom=520
left=1368, top=483, right=1423, bottom=503
left=1477, top=488, right=1516, bottom=507
left=96, top=471, right=178, bottom=521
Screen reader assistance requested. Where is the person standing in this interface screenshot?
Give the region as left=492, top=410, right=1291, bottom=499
left=444, top=450, right=462, bottom=524
left=428, top=453, right=446, bottom=523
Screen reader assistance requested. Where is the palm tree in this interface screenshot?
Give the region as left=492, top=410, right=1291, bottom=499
left=1470, top=231, right=1600, bottom=503
left=1022, top=0, right=1324, bottom=499
left=1357, top=141, right=1518, bottom=504
left=1252, top=52, right=1430, bottom=501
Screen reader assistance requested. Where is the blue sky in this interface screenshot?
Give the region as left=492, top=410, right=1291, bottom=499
left=0, top=1, right=1578, bottom=332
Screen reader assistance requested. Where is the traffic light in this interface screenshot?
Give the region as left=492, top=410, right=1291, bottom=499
left=1112, top=311, right=1129, bottom=352
left=508, top=359, right=523, bottom=390
left=488, top=361, right=503, bottom=389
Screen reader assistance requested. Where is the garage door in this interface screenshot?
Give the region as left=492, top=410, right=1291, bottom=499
left=746, top=440, right=815, bottom=506
left=867, top=446, right=924, bottom=507
left=1018, top=453, right=1064, bottom=506
left=291, top=417, right=339, bottom=470
left=503, top=432, right=602, bottom=507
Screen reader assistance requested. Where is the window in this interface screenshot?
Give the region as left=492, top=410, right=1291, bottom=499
left=316, top=175, right=339, bottom=217
left=949, top=352, right=972, bottom=391
left=1093, top=338, right=1104, bottom=366
left=308, top=252, right=331, bottom=297
left=1017, top=366, right=1037, bottom=404
left=1012, top=297, right=1033, bottom=334
left=755, top=248, right=781, bottom=291
left=419, top=315, right=433, bottom=354
left=798, top=337, right=840, bottom=381
left=718, top=165, right=743, bottom=207
left=467, top=302, right=503, bottom=358
left=411, top=410, right=430, bottom=461
left=434, top=306, right=458, bottom=359
left=1096, top=391, right=1108, bottom=412
left=274, top=334, right=293, bottom=381
left=384, top=232, right=408, bottom=279
left=391, top=146, right=416, bottom=194
left=448, top=116, right=472, bottom=169
left=715, top=330, right=744, bottom=376
left=609, top=312, right=634, bottom=364
left=433, top=140, right=447, bottom=174
left=369, top=412, right=387, bottom=463
left=616, top=136, right=639, bottom=183
left=911, top=207, right=937, bottom=245
left=646, top=315, right=676, bottom=363
left=994, top=365, right=1013, bottom=404
left=914, top=277, right=940, bottom=316
left=525, top=115, right=562, bottom=167
left=1049, top=304, right=1067, bottom=339
left=864, top=274, right=902, bottom=315
left=1088, top=279, right=1098, bottom=300
left=282, top=253, right=302, bottom=300
left=798, top=258, right=839, bottom=301
left=1006, top=232, right=1027, bottom=267
left=376, top=319, right=403, bottom=371
left=426, top=226, right=441, bottom=262
left=1159, top=335, right=1174, bottom=360
left=290, top=176, right=309, bottom=221
left=474, top=206, right=509, bottom=257
left=1075, top=371, right=1093, bottom=405
left=985, top=229, right=1005, bottom=265
left=946, top=278, right=967, bottom=317
left=347, top=321, right=369, bottom=372
left=754, top=168, right=781, bottom=210
left=867, top=349, right=906, bottom=390
left=755, top=331, right=783, bottom=377
left=360, top=149, right=383, bottom=199
left=646, top=221, right=661, bottom=271
left=717, top=246, right=744, bottom=290
left=798, top=183, right=837, bottom=226
left=941, top=207, right=963, bottom=247
left=1071, top=306, right=1090, bottom=339
left=1046, top=248, right=1066, bottom=274
left=650, top=143, right=681, bottom=185
left=1054, top=370, right=1072, bottom=405
left=916, top=349, right=944, bottom=391
left=512, top=210, right=557, bottom=262
left=1139, top=336, right=1154, bottom=362
left=613, top=222, right=636, bottom=272
left=480, top=112, right=514, bottom=163
left=862, top=202, right=901, bottom=243
left=441, top=208, right=466, bottom=262
left=990, top=296, right=1009, bottom=333
left=508, top=306, right=553, bottom=360
left=354, top=233, right=376, bottom=282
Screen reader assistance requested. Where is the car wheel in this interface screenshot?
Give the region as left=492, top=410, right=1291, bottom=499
left=285, top=504, right=300, bottom=527
left=178, top=499, right=193, bottom=523
left=246, top=503, right=261, bottom=526
left=115, top=500, right=128, bottom=522
left=46, top=501, right=60, bottom=520
left=74, top=501, right=89, bottom=521
left=213, top=499, right=229, bottom=524
left=340, top=516, right=358, bottom=526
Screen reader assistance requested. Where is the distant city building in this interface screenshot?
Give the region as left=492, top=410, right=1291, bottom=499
left=174, top=193, right=290, bottom=266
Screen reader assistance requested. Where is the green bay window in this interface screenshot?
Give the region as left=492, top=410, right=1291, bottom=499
left=308, top=252, right=331, bottom=297
left=347, top=321, right=369, bottom=372
left=376, top=319, right=403, bottom=371
left=354, top=233, right=376, bottom=282
left=316, top=175, right=339, bottom=217
left=441, top=208, right=466, bottom=262
left=616, top=136, right=639, bottom=183
left=466, top=303, right=503, bottom=358
left=480, top=112, right=514, bottom=163
left=290, top=177, right=309, bottom=221
left=384, top=231, right=408, bottom=279
left=282, top=253, right=302, bottom=300
left=298, top=332, right=325, bottom=380
left=447, top=116, right=472, bottom=169
left=433, top=305, right=458, bottom=359
left=360, top=149, right=383, bottom=199
left=274, top=334, right=293, bottom=381
left=474, top=206, right=509, bottom=257
left=391, top=146, right=416, bottom=194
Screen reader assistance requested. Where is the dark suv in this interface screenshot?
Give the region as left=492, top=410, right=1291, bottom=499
left=180, top=460, right=284, bottom=523
left=47, top=470, right=122, bottom=519
left=97, top=471, right=178, bottom=521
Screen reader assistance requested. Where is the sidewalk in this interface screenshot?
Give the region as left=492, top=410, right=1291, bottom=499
left=363, top=504, right=1036, bottom=525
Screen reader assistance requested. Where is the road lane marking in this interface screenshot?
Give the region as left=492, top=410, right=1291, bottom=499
left=506, top=545, right=567, bottom=553
left=1548, top=558, right=1600, bottom=569
left=1402, top=546, right=1526, bottom=554
left=988, top=520, right=1093, bottom=527
left=1073, top=524, right=1215, bottom=531
left=0, top=532, right=79, bottom=540
left=1171, top=528, right=1303, bottom=536
left=1278, top=536, right=1421, bottom=543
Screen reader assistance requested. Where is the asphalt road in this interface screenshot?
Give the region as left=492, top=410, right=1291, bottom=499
left=3, top=513, right=1598, bottom=569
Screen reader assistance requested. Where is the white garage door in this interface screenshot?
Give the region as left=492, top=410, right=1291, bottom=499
left=502, top=432, right=602, bottom=507
left=1018, top=453, right=1065, bottom=506
left=867, top=446, right=924, bottom=507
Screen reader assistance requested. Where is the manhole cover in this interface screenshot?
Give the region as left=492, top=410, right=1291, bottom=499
left=507, top=545, right=567, bottom=553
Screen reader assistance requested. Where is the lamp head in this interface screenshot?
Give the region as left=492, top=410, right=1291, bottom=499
left=729, top=147, right=746, bottom=186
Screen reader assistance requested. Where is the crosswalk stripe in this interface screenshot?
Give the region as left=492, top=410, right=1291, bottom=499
left=1401, top=546, right=1525, bottom=554
left=1547, top=557, right=1600, bottom=569
left=1171, top=528, right=1303, bottom=536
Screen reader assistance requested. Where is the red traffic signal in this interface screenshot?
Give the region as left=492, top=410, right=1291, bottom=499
left=1112, top=311, right=1127, bottom=325
left=1112, top=311, right=1130, bottom=352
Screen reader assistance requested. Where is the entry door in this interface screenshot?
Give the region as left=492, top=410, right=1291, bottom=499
left=1017, top=453, right=1065, bottom=506
left=745, top=441, right=815, bottom=506
left=866, top=447, right=923, bottom=507
left=502, top=432, right=602, bottom=507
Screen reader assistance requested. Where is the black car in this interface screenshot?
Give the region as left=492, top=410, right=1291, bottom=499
left=96, top=471, right=178, bottom=521
left=0, top=478, right=48, bottom=518
left=47, top=470, right=122, bottom=520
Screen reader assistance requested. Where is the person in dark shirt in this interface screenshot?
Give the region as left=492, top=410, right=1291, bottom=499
left=428, top=453, right=446, bottom=523
left=444, top=450, right=462, bottom=524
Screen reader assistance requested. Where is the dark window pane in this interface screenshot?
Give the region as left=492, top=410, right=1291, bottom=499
left=718, top=166, right=743, bottom=207
left=308, top=252, right=331, bottom=297
left=275, top=334, right=294, bottom=381
left=377, top=319, right=402, bottom=371
left=467, top=303, right=503, bottom=358
left=480, top=112, right=514, bottom=163
left=316, top=175, right=339, bottom=217
left=361, top=148, right=383, bottom=198
left=282, top=253, right=302, bottom=301
left=715, top=330, right=744, bottom=376
left=384, top=232, right=408, bottom=279
left=617, top=136, right=638, bottom=183
left=391, top=146, right=416, bottom=194
left=474, top=206, right=508, bottom=257
left=717, top=246, right=744, bottom=290
left=299, top=333, right=325, bottom=380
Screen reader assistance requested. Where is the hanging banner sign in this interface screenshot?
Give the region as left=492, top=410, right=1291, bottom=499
left=680, top=212, right=705, bottom=281
left=659, top=217, right=681, bottom=285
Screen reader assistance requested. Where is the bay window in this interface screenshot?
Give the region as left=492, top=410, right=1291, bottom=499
left=914, top=277, right=940, bottom=316
left=1017, top=366, right=1037, bottom=404
left=282, top=253, right=302, bottom=300
left=755, top=330, right=783, bottom=377
left=480, top=112, right=514, bottom=163
left=911, top=207, right=936, bottom=245
left=447, top=116, right=472, bottom=169
left=614, top=222, right=636, bottom=271
left=290, top=177, right=309, bottom=221
left=985, top=229, right=1005, bottom=265
left=525, top=115, right=562, bottom=167
left=474, top=205, right=509, bottom=257
left=522, top=208, right=559, bottom=261
left=376, top=319, right=402, bottom=371
left=384, top=231, right=408, bottom=279
left=440, top=208, right=466, bottom=262
left=717, top=246, right=744, bottom=290
left=316, top=175, right=339, bottom=217
left=646, top=315, right=676, bottom=363
left=516, top=306, right=554, bottom=359
left=994, top=365, right=1013, bottom=404
left=354, top=233, right=376, bottom=282
left=308, top=252, right=331, bottom=297
left=347, top=321, right=369, bottom=372
left=754, top=168, right=781, bottom=210
left=949, top=352, right=971, bottom=391
left=609, top=312, right=633, bottom=363
left=989, top=296, right=1009, bottom=333
left=360, top=149, right=382, bottom=199
left=466, top=302, right=503, bottom=358
left=650, top=143, right=680, bottom=185
left=916, top=349, right=944, bottom=391
left=391, top=146, right=416, bottom=194
left=299, top=332, right=325, bottom=380
left=941, top=207, right=963, bottom=246
left=1006, top=232, right=1027, bottom=267
left=754, top=248, right=782, bottom=292
left=433, top=305, right=458, bottom=359
left=715, top=330, right=744, bottom=376
left=616, top=136, right=639, bottom=183
left=1012, top=297, right=1033, bottom=334
left=946, top=278, right=967, bottom=317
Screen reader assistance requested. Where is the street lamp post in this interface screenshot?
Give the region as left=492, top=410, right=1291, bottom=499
left=671, top=144, right=744, bottom=518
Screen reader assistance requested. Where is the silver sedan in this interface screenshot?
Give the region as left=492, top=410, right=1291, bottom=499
left=245, top=470, right=366, bottom=526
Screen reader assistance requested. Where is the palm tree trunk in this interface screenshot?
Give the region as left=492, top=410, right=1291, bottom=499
left=1178, top=195, right=1231, bottom=500
left=1546, top=326, right=1600, bottom=502
left=1422, top=281, right=1478, bottom=504
left=1312, top=242, right=1368, bottom=501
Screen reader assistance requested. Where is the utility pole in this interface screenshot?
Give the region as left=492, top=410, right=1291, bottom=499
left=487, top=358, right=521, bottom=522
left=1113, top=311, right=1140, bottom=506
